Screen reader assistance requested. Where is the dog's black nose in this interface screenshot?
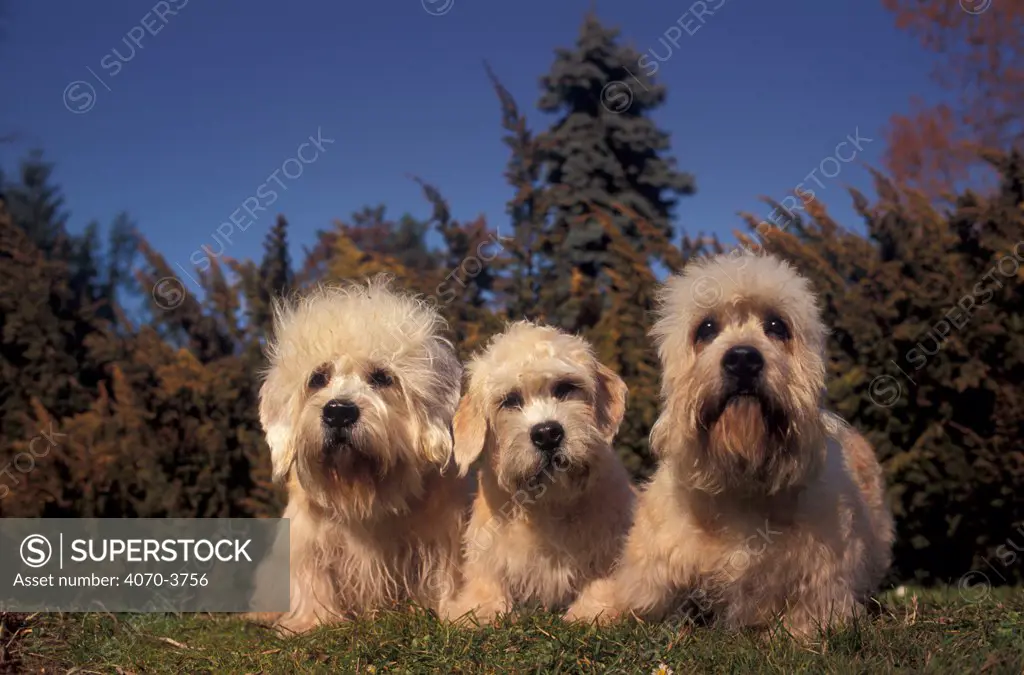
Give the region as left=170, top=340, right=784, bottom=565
left=722, top=346, right=764, bottom=382
left=322, top=399, right=360, bottom=429
left=530, top=421, right=564, bottom=453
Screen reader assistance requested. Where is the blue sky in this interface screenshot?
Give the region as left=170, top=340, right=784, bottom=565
left=0, top=0, right=941, bottom=289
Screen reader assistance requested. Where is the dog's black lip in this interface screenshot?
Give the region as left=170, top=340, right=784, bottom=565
left=321, top=427, right=385, bottom=472
left=700, top=389, right=789, bottom=437
left=322, top=444, right=385, bottom=482
left=322, top=427, right=354, bottom=451
left=541, top=450, right=566, bottom=470
left=516, top=452, right=590, bottom=495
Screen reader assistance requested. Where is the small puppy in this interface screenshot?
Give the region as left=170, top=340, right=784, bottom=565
left=566, top=252, right=893, bottom=636
left=250, top=278, right=472, bottom=634
left=443, top=322, right=636, bottom=624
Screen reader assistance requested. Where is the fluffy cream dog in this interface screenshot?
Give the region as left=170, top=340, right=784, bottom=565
left=566, top=251, right=893, bottom=636
left=443, top=322, right=636, bottom=624
left=250, top=278, right=472, bottom=634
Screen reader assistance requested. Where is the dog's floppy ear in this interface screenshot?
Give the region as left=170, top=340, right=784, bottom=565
left=259, top=372, right=296, bottom=484
left=648, top=395, right=684, bottom=459
left=415, top=335, right=464, bottom=465
left=649, top=413, right=671, bottom=459
left=594, top=361, right=628, bottom=444
left=421, top=342, right=464, bottom=466
left=451, top=392, right=488, bottom=477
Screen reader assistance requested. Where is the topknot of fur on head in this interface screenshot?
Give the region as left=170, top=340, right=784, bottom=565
left=266, top=275, right=451, bottom=371
left=465, top=321, right=598, bottom=389
left=651, top=250, right=826, bottom=364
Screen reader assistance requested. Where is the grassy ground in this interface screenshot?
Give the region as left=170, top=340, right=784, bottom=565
left=1, top=588, right=1022, bottom=674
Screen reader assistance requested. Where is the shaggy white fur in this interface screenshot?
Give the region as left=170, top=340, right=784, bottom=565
left=566, top=252, right=894, bottom=637
left=249, top=277, right=472, bottom=634
left=444, top=322, right=636, bottom=624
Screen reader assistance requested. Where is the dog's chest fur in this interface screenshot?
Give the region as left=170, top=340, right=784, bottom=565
left=284, top=470, right=470, bottom=617
left=323, top=522, right=452, bottom=611
left=492, top=514, right=596, bottom=608
left=677, top=462, right=863, bottom=626
left=467, top=461, right=635, bottom=611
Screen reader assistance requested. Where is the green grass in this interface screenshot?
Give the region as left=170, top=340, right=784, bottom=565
left=2, top=588, right=1022, bottom=674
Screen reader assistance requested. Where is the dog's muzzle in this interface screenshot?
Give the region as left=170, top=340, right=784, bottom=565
left=699, top=346, right=787, bottom=433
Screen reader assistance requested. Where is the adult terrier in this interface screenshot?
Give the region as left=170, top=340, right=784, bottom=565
left=444, top=322, right=636, bottom=624
left=251, top=279, right=471, bottom=633
left=567, top=252, right=893, bottom=636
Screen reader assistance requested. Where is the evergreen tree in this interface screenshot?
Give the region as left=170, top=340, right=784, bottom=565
left=535, top=12, right=695, bottom=320
left=233, top=214, right=294, bottom=349
left=485, top=61, right=551, bottom=322
left=5, top=151, right=68, bottom=252
left=348, top=205, right=438, bottom=274
left=0, top=166, right=141, bottom=517
left=0, top=157, right=126, bottom=465
left=415, top=178, right=507, bottom=358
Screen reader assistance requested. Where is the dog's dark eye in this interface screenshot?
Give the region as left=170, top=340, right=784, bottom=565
left=553, top=381, right=580, bottom=400
left=308, top=366, right=330, bottom=390
left=764, top=315, right=791, bottom=341
left=367, top=367, right=395, bottom=388
left=694, top=318, right=718, bottom=344
left=499, top=391, right=523, bottom=410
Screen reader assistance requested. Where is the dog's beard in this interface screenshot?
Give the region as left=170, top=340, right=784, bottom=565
left=497, top=434, right=597, bottom=504
left=699, top=386, right=789, bottom=441
left=295, top=422, right=420, bottom=521
left=518, top=450, right=592, bottom=494
left=694, top=385, right=809, bottom=495
left=320, top=427, right=385, bottom=485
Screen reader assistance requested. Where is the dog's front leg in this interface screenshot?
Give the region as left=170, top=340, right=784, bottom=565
left=568, top=567, right=679, bottom=624
left=444, top=564, right=512, bottom=626
left=563, top=577, right=619, bottom=624
left=264, top=507, right=350, bottom=635
left=272, top=555, right=349, bottom=635
left=565, top=548, right=681, bottom=625
left=778, top=582, right=859, bottom=638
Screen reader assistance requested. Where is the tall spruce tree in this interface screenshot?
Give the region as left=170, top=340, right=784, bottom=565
left=5, top=151, right=68, bottom=253
left=535, top=13, right=695, bottom=323
left=250, top=215, right=293, bottom=339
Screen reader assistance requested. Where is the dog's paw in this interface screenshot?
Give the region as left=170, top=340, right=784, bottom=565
left=443, top=586, right=511, bottom=628
left=564, top=581, right=621, bottom=625
left=453, top=606, right=503, bottom=628
left=563, top=602, right=619, bottom=625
